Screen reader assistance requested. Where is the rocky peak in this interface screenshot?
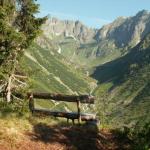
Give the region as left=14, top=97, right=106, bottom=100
left=95, top=17, right=127, bottom=40
left=136, top=10, right=149, bottom=17
left=39, top=10, right=150, bottom=58
left=95, top=10, right=150, bottom=48
left=42, top=17, right=96, bottom=43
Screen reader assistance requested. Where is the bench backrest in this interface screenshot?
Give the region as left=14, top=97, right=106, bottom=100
left=28, top=92, right=95, bottom=123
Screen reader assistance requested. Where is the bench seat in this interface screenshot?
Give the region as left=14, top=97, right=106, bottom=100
left=33, top=108, right=96, bottom=122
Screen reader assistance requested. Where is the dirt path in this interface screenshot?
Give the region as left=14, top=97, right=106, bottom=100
left=0, top=123, right=132, bottom=150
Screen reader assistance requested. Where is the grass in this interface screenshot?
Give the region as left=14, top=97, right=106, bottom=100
left=0, top=110, right=133, bottom=150
left=22, top=43, right=94, bottom=94
left=19, top=43, right=97, bottom=112
left=59, top=38, right=122, bottom=70
left=92, top=40, right=150, bottom=127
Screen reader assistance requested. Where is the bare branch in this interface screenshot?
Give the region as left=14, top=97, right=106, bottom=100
left=13, top=74, right=27, bottom=79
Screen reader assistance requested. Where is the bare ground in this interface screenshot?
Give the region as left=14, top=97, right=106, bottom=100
left=0, top=123, right=132, bottom=150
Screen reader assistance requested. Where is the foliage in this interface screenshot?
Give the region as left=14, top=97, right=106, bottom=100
left=0, top=0, right=47, bottom=102
left=93, top=33, right=150, bottom=127
left=131, top=122, right=150, bottom=150
left=0, top=98, right=29, bottom=117
left=116, top=122, right=150, bottom=150
left=0, top=0, right=47, bottom=79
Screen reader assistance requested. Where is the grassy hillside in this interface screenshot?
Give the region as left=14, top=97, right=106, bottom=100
left=20, top=43, right=96, bottom=112
left=93, top=33, right=150, bottom=127
left=20, top=32, right=150, bottom=125
left=18, top=18, right=150, bottom=127
left=23, top=43, right=96, bottom=93
left=60, top=38, right=122, bottom=69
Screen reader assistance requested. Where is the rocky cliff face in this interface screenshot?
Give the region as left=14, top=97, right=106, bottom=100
left=41, top=10, right=150, bottom=49
left=37, top=10, right=150, bottom=67
left=42, top=17, right=96, bottom=43
left=95, top=10, right=150, bottom=48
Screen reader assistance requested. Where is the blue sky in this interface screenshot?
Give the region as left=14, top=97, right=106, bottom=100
left=36, top=0, right=150, bottom=28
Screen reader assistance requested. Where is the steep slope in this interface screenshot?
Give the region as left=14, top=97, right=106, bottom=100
left=93, top=33, right=150, bottom=127
left=21, top=43, right=96, bottom=111
left=39, top=10, right=150, bottom=70
left=20, top=10, right=150, bottom=124
left=22, top=43, right=96, bottom=94
left=39, top=17, right=100, bottom=69
left=95, top=10, right=150, bottom=49
left=42, top=17, right=96, bottom=43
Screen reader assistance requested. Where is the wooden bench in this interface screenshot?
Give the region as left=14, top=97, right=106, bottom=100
left=28, top=92, right=96, bottom=124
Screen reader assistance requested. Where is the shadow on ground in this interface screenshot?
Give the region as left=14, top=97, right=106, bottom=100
left=32, top=123, right=100, bottom=150
left=27, top=122, right=132, bottom=150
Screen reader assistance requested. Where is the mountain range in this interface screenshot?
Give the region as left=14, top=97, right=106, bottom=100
left=34, top=10, right=150, bottom=72
left=22, top=10, right=150, bottom=126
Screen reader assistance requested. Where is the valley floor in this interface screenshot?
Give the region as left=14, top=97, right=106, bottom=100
left=0, top=118, right=132, bottom=150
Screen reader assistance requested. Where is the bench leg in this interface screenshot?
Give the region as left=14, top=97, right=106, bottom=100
left=78, top=118, right=81, bottom=125
left=72, top=119, right=75, bottom=125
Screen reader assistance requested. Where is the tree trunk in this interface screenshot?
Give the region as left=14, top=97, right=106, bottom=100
left=4, top=49, right=19, bottom=103
left=6, top=75, right=12, bottom=102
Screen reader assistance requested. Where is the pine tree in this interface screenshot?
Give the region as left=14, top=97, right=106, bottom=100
left=0, top=0, right=47, bottom=102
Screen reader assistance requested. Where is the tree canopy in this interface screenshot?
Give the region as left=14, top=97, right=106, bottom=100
left=0, top=0, right=47, bottom=101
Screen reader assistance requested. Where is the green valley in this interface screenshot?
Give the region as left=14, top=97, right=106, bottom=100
left=1, top=0, right=150, bottom=149
left=20, top=10, right=150, bottom=126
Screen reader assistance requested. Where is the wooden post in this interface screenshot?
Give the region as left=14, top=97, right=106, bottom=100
left=77, top=100, right=81, bottom=124
left=29, top=94, right=34, bottom=114
left=72, top=119, right=75, bottom=125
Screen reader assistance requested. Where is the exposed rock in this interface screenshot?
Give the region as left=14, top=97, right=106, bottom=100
left=41, top=17, right=96, bottom=43
left=37, top=10, right=150, bottom=63
left=95, top=10, right=150, bottom=48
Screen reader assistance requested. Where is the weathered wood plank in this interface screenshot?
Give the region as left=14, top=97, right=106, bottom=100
left=77, top=100, right=81, bottom=124
left=27, top=92, right=95, bottom=104
left=33, top=108, right=96, bottom=121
